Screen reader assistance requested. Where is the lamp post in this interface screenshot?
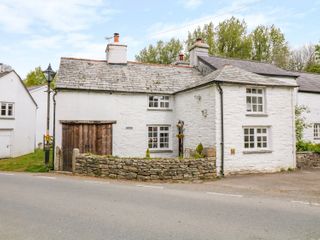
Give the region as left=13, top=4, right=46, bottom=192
left=43, top=64, right=55, bottom=166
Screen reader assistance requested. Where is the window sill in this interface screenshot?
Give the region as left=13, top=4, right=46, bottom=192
left=246, top=113, right=268, bottom=117
left=149, top=149, right=173, bottom=153
left=0, top=117, right=15, bottom=120
left=147, top=108, right=173, bottom=112
left=243, top=150, right=272, bottom=154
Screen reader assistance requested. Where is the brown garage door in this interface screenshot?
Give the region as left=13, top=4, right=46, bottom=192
left=61, top=121, right=115, bottom=171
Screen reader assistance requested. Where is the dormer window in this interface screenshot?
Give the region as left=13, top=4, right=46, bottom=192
left=246, top=88, right=265, bottom=113
left=0, top=102, right=14, bottom=118
left=148, top=96, right=170, bottom=109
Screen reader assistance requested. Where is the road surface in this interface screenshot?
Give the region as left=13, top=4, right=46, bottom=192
left=0, top=172, right=319, bottom=240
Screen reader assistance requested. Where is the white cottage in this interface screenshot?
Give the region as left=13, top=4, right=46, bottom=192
left=0, top=67, right=37, bottom=158
left=28, top=85, right=53, bottom=148
left=296, top=72, right=320, bottom=143
left=54, top=35, right=298, bottom=175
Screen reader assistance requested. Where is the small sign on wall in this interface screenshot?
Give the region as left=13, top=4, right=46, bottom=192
left=230, top=148, right=236, bottom=155
left=126, top=126, right=133, bottom=130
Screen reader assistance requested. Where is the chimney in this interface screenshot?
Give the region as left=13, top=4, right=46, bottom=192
left=179, top=53, right=184, bottom=61
left=105, top=33, right=127, bottom=64
left=173, top=53, right=189, bottom=66
left=0, top=63, right=12, bottom=72
left=189, top=37, right=209, bottom=67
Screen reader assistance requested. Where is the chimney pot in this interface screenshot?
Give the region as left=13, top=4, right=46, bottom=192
left=179, top=53, right=184, bottom=61
left=114, top=33, right=119, bottom=43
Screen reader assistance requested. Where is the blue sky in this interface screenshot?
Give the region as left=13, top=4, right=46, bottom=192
left=0, top=0, right=319, bottom=78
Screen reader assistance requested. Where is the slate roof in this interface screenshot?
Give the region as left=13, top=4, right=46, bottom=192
left=180, top=65, right=297, bottom=92
left=56, top=58, right=203, bottom=94
left=296, top=72, right=320, bottom=93
left=56, top=57, right=298, bottom=94
left=199, top=56, right=299, bottom=77
left=27, top=84, right=47, bottom=92
left=0, top=71, right=10, bottom=78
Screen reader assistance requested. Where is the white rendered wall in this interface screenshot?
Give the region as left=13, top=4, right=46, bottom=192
left=55, top=91, right=177, bottom=160
left=175, top=86, right=216, bottom=152
left=215, top=84, right=296, bottom=174
left=0, top=72, right=36, bottom=157
left=297, top=92, right=320, bottom=143
left=29, top=86, right=53, bottom=147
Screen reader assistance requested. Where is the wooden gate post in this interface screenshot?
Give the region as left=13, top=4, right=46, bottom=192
left=72, top=148, right=80, bottom=173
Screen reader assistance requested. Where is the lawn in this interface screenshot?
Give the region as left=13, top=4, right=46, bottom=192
left=0, top=149, right=52, bottom=172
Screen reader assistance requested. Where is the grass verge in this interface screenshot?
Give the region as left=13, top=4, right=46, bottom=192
left=0, top=149, right=51, bottom=172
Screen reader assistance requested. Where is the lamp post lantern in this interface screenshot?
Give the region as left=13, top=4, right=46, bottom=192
left=43, top=64, right=55, bottom=166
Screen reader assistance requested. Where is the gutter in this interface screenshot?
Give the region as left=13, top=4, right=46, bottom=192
left=216, top=82, right=224, bottom=177
left=52, top=90, right=57, bottom=169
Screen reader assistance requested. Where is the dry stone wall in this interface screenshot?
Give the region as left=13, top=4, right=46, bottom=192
left=74, top=154, right=216, bottom=181
left=296, top=152, right=320, bottom=169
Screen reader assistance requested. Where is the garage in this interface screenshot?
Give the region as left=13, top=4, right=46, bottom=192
left=61, top=121, right=115, bottom=171
left=0, top=129, right=12, bottom=159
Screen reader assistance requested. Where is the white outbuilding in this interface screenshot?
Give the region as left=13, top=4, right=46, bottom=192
left=0, top=68, right=37, bottom=158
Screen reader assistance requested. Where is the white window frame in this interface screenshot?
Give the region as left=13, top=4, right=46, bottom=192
left=148, top=125, right=170, bottom=150
left=314, top=123, right=320, bottom=140
left=243, top=127, right=270, bottom=151
left=246, top=88, right=265, bottom=113
left=0, top=102, right=14, bottom=118
left=148, top=95, right=170, bottom=109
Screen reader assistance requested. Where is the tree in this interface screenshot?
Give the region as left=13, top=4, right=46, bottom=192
left=288, top=44, right=316, bottom=71
left=135, top=38, right=183, bottom=64
left=24, top=67, right=46, bottom=87
left=186, top=22, right=216, bottom=55
left=251, top=25, right=270, bottom=61
left=315, top=43, right=320, bottom=60
left=304, top=43, right=320, bottom=73
left=269, top=25, right=289, bottom=68
left=215, top=17, right=252, bottom=59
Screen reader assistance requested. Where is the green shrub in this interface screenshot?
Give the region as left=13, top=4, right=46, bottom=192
left=296, top=140, right=320, bottom=153
left=194, top=143, right=205, bottom=158
left=196, top=143, right=204, bottom=155
left=145, top=148, right=150, bottom=158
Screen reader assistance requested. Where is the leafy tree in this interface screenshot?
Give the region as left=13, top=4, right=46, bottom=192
left=315, top=43, right=320, bottom=60
left=135, top=38, right=183, bottom=64
left=304, top=43, right=320, bottom=73
left=269, top=25, right=289, bottom=68
left=24, top=67, right=46, bottom=87
left=186, top=22, right=216, bottom=55
left=304, top=63, right=320, bottom=73
left=215, top=17, right=252, bottom=59
left=251, top=25, right=270, bottom=61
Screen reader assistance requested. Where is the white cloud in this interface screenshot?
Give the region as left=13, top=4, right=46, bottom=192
left=183, top=0, right=203, bottom=9
left=0, top=0, right=115, bottom=33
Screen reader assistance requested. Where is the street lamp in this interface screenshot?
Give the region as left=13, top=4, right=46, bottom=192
left=43, top=64, right=55, bottom=166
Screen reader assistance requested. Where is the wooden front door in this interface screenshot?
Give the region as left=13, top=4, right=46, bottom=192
left=62, top=123, right=113, bottom=171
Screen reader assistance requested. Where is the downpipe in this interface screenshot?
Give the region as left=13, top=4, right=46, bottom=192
left=216, top=83, right=224, bottom=177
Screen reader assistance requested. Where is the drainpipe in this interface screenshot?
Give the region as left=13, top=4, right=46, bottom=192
left=52, top=90, right=57, bottom=170
left=216, top=83, right=224, bottom=177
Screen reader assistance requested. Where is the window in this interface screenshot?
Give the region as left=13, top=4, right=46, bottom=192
left=314, top=123, right=320, bottom=139
left=148, top=126, right=170, bottom=149
left=148, top=96, right=170, bottom=109
left=246, top=88, right=264, bottom=113
left=244, top=127, right=269, bottom=150
left=0, top=102, right=14, bottom=117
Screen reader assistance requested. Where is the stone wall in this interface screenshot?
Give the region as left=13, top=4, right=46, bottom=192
left=74, top=154, right=216, bottom=181
left=296, top=152, right=320, bottom=169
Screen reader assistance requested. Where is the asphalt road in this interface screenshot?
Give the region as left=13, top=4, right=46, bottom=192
left=0, top=172, right=319, bottom=240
